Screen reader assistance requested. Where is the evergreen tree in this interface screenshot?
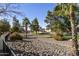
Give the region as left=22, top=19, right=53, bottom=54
left=0, top=18, right=10, bottom=34
left=31, top=18, right=39, bottom=34
left=22, top=17, right=30, bottom=38
left=11, top=16, right=20, bottom=32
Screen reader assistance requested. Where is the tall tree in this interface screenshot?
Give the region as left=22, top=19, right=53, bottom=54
left=0, top=19, right=10, bottom=34
left=45, top=11, right=54, bottom=31
left=31, top=18, right=39, bottom=34
left=0, top=4, right=22, bottom=34
left=53, top=3, right=79, bottom=55
left=11, top=16, right=20, bottom=32
left=45, top=11, right=71, bottom=33
left=22, top=17, right=30, bottom=38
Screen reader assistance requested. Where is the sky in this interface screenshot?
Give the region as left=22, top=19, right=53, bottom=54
left=10, top=3, right=56, bottom=28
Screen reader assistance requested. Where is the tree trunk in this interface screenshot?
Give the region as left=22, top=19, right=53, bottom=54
left=70, top=18, right=78, bottom=55
left=36, top=30, right=38, bottom=35
left=70, top=5, right=78, bottom=55
left=25, top=25, right=27, bottom=38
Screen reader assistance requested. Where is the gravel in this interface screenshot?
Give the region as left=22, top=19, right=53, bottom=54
left=6, top=38, right=76, bottom=56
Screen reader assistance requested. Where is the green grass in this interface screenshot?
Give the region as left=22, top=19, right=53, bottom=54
left=38, top=32, right=53, bottom=38
left=62, top=35, right=72, bottom=40
left=63, top=34, right=79, bottom=40
left=38, top=34, right=52, bottom=38
left=31, top=32, right=52, bottom=38
left=77, top=35, right=79, bottom=39
left=32, top=32, right=79, bottom=40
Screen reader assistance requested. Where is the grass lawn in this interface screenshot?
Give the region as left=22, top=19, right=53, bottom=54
left=31, top=32, right=79, bottom=40
left=77, top=34, right=79, bottom=39
left=63, top=34, right=79, bottom=40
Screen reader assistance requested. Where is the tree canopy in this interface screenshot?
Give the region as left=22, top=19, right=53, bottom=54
left=31, top=18, right=39, bottom=34
left=0, top=19, right=10, bottom=34
left=11, top=16, right=20, bottom=32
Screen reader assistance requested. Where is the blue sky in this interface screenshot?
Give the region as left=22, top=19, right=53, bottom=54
left=12, top=3, right=56, bottom=28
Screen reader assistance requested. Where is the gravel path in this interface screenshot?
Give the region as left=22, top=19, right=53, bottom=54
left=6, top=36, right=76, bottom=56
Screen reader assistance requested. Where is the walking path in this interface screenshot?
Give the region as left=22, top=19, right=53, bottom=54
left=6, top=34, right=77, bottom=56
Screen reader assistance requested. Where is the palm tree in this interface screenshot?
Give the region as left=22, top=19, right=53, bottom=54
left=23, top=17, right=30, bottom=38
left=54, top=3, right=79, bottom=55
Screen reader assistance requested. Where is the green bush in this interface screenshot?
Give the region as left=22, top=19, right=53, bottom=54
left=10, top=27, right=19, bottom=32
left=10, top=32, right=22, bottom=41
left=62, top=35, right=72, bottom=40
left=62, top=33, right=71, bottom=40
left=63, top=32, right=71, bottom=36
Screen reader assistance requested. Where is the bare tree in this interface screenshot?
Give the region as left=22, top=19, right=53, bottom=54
left=0, top=3, right=22, bottom=17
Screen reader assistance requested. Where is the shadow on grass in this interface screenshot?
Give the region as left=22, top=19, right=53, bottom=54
left=62, top=38, right=70, bottom=41
left=23, top=36, right=37, bottom=39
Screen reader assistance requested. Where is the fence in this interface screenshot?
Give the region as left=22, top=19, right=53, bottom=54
left=0, top=32, right=16, bottom=56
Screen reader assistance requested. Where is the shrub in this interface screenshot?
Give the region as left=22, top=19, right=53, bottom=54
left=10, top=27, right=19, bottom=32
left=62, top=35, right=72, bottom=40
left=10, top=32, right=22, bottom=41
left=38, top=32, right=50, bottom=35
left=52, top=31, right=63, bottom=41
